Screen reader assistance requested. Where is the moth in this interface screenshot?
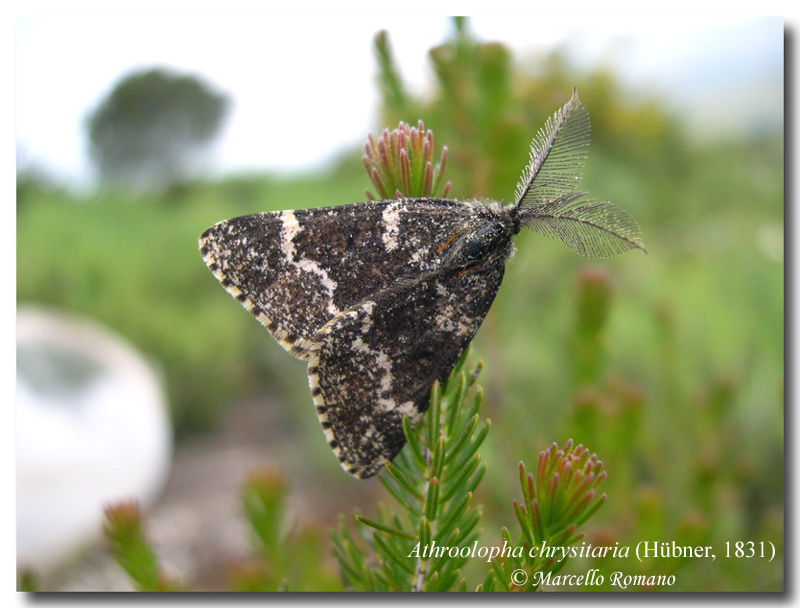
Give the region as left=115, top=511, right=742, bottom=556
left=199, top=89, right=645, bottom=478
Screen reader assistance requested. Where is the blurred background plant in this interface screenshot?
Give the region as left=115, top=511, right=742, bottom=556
left=16, top=16, right=782, bottom=591
left=95, top=471, right=341, bottom=592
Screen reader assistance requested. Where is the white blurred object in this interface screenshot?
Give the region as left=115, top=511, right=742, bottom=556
left=16, top=306, right=172, bottom=572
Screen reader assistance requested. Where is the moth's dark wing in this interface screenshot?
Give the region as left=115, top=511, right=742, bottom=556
left=307, top=259, right=506, bottom=478
left=199, top=199, right=489, bottom=358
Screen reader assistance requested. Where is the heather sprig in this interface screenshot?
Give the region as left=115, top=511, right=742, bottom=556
left=481, top=440, right=607, bottom=591
left=363, top=120, right=451, bottom=200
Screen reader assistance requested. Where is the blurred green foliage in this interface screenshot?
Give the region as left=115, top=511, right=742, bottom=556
left=17, top=18, right=782, bottom=591
left=101, top=474, right=341, bottom=591
left=233, top=469, right=342, bottom=591
left=103, top=501, right=183, bottom=591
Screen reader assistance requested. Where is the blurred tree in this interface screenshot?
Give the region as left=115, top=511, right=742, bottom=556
left=86, top=68, right=229, bottom=191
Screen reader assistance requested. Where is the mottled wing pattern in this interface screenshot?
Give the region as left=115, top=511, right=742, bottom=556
left=199, top=199, right=488, bottom=359
left=308, top=259, right=506, bottom=478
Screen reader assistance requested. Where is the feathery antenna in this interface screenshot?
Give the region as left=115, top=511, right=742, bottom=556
left=515, top=89, right=646, bottom=258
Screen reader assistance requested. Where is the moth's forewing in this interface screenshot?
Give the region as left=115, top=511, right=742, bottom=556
left=199, top=199, right=489, bottom=358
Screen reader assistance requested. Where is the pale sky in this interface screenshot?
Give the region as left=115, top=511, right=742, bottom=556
left=15, top=14, right=783, bottom=188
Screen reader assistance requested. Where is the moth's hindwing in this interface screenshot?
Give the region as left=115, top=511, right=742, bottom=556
left=199, top=199, right=492, bottom=359
left=308, top=258, right=506, bottom=478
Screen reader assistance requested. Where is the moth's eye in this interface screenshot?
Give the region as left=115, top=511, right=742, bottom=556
left=461, top=232, right=493, bottom=261
left=442, top=222, right=508, bottom=268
